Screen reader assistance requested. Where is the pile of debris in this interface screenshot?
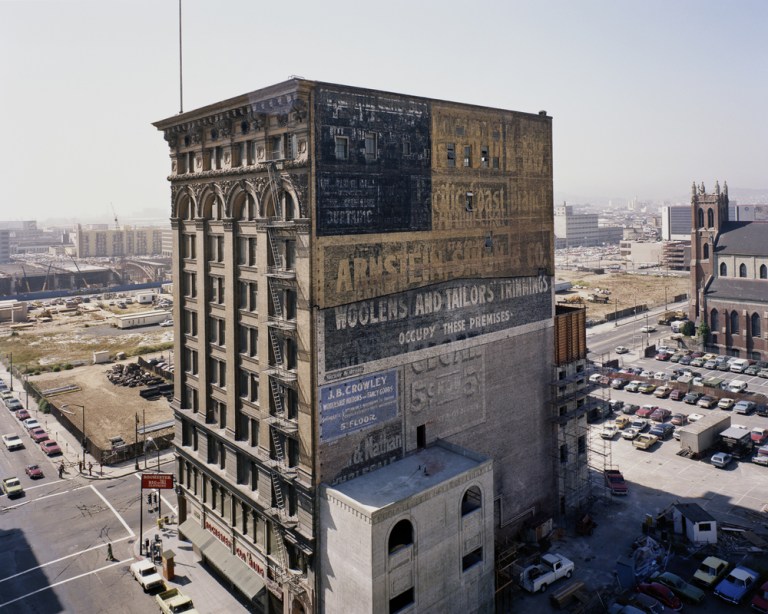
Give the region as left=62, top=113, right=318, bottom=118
left=106, top=362, right=165, bottom=388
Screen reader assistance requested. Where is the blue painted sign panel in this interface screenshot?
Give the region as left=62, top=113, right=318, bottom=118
left=320, top=370, right=399, bottom=442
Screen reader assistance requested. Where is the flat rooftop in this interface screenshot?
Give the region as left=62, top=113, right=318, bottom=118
left=327, top=443, right=487, bottom=514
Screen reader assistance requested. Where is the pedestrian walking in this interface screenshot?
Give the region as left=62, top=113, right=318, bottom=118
left=88, top=462, right=93, bottom=476
left=106, top=543, right=114, bottom=561
left=58, top=462, right=65, bottom=479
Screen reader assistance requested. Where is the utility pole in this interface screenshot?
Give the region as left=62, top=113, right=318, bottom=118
left=135, top=413, right=140, bottom=471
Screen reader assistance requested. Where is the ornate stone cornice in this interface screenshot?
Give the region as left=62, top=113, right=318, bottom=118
left=167, top=158, right=307, bottom=183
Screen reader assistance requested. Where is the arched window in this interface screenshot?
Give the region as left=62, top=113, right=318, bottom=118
left=710, top=309, right=719, bottom=332
left=707, top=208, right=714, bottom=227
left=761, top=264, right=767, bottom=279
left=703, top=244, right=709, bottom=259
left=697, top=208, right=704, bottom=228
left=461, top=486, right=482, bottom=516
left=752, top=313, right=762, bottom=339
left=388, top=519, right=413, bottom=554
left=730, top=311, right=739, bottom=335
left=720, top=262, right=727, bottom=277
left=739, top=263, right=747, bottom=278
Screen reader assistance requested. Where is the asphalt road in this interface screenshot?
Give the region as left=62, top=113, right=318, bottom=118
left=0, top=399, right=176, bottom=612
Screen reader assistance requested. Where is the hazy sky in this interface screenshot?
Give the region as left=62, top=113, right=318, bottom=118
left=2, top=0, right=766, bottom=222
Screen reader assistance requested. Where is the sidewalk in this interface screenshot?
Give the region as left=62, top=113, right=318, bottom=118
left=1, top=362, right=251, bottom=613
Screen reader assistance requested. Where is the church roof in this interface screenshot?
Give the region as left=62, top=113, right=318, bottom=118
left=716, top=222, right=768, bottom=257
left=707, top=277, right=768, bottom=303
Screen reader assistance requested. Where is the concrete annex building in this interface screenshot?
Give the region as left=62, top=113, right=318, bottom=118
left=154, top=79, right=556, bottom=613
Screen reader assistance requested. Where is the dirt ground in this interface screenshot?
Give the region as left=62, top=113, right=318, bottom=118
left=556, top=270, right=690, bottom=320
left=29, top=353, right=174, bottom=451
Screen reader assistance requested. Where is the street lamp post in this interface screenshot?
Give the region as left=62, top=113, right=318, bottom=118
left=62, top=403, right=86, bottom=470
left=8, top=353, right=13, bottom=391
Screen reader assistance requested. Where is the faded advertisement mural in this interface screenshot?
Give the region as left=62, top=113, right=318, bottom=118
left=325, top=422, right=404, bottom=486
left=405, top=346, right=487, bottom=439
left=319, top=370, right=399, bottom=443
left=315, top=86, right=432, bottom=236
left=323, top=274, right=551, bottom=372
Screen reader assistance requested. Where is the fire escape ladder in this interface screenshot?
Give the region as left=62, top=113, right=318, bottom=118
left=267, top=231, right=284, bottom=271
left=270, top=377, right=285, bottom=416
left=269, top=328, right=284, bottom=367
left=268, top=277, right=283, bottom=317
left=271, top=426, right=286, bottom=465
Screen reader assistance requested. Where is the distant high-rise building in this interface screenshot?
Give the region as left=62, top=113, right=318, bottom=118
left=554, top=204, right=623, bottom=248
left=661, top=206, right=691, bottom=241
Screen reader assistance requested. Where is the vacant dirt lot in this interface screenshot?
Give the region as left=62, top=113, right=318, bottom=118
left=557, top=270, right=690, bottom=320
left=31, top=355, right=173, bottom=451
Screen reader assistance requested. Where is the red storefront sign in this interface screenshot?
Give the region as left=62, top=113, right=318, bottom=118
left=141, top=473, right=174, bottom=489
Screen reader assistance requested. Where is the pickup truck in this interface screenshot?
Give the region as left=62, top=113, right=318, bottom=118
left=130, top=559, right=165, bottom=592
left=1, top=477, right=24, bottom=498
left=520, top=553, right=574, bottom=593
left=633, top=434, right=659, bottom=450
left=604, top=469, right=628, bottom=495
left=156, top=588, right=198, bottom=614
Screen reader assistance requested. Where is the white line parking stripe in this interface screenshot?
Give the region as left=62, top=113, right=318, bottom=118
left=0, top=557, right=132, bottom=609
left=0, top=536, right=133, bottom=585
left=90, top=484, right=134, bottom=537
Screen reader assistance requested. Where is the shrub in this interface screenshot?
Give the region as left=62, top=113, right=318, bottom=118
left=52, top=365, right=61, bottom=372
left=38, top=399, right=50, bottom=414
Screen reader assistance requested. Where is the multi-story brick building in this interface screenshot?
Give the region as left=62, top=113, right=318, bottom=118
left=154, top=79, right=556, bottom=613
left=690, top=181, right=768, bottom=359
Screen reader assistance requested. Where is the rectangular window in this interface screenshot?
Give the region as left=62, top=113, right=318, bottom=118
left=447, top=143, right=455, bottom=167
left=184, top=348, right=198, bottom=375
left=183, top=309, right=197, bottom=336
left=183, top=272, right=197, bottom=298
left=210, top=277, right=225, bottom=304
left=492, top=157, right=500, bottom=169
left=402, top=141, right=411, bottom=156
left=248, top=237, right=257, bottom=266
left=270, top=136, right=283, bottom=160
left=364, top=132, right=377, bottom=160
left=335, top=136, right=348, bottom=160
left=578, top=436, right=586, bottom=454
left=463, top=145, right=472, bottom=167
left=560, top=444, right=568, bottom=464
left=462, top=548, right=483, bottom=571
left=481, top=146, right=489, bottom=168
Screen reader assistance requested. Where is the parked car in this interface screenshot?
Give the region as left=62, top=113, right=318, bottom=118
left=697, top=395, right=718, bottom=409
left=651, top=571, right=705, bottom=604
left=622, top=403, right=640, bottom=415
left=653, top=386, right=672, bottom=399
left=40, top=440, right=62, bottom=456
left=608, top=399, right=624, bottom=412
left=611, top=378, right=628, bottom=390
left=752, top=428, right=768, bottom=445
left=679, top=355, right=693, bottom=366
left=615, top=416, right=631, bottom=429
left=22, top=418, right=40, bottom=432
left=622, top=593, right=665, bottom=614
left=601, top=424, right=619, bottom=440
left=714, top=565, right=759, bottom=604
left=649, top=423, right=675, bottom=440
left=636, top=582, right=682, bottom=611
left=718, top=397, right=735, bottom=410
left=670, top=413, right=688, bottom=426
left=638, top=383, right=657, bottom=394
left=615, top=346, right=630, bottom=354
left=130, top=559, right=165, bottom=592
left=159, top=319, right=174, bottom=327
left=25, top=464, right=43, bottom=479
left=625, top=381, right=642, bottom=393
left=4, top=398, right=22, bottom=411
left=655, top=352, right=671, bottom=361
left=650, top=408, right=671, bottom=423
left=751, top=580, right=768, bottom=613
left=690, top=357, right=706, bottom=367
left=589, top=373, right=603, bottom=384
left=633, top=434, right=659, bottom=450
left=734, top=400, right=756, bottom=415
left=727, top=380, right=748, bottom=393
left=630, top=417, right=649, bottom=431
left=29, top=428, right=49, bottom=443
left=622, top=428, right=640, bottom=440
left=683, top=392, right=703, bottom=405
left=640, top=325, right=657, bottom=333
left=693, top=556, right=730, bottom=587
left=669, top=389, right=686, bottom=401
left=704, top=359, right=718, bottom=369
left=711, top=451, right=733, bottom=468
left=636, top=405, right=658, bottom=418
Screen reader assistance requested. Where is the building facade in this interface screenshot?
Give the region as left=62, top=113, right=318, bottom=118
left=155, top=79, right=555, bottom=613
left=690, top=181, right=768, bottom=359
left=75, top=224, right=165, bottom=257
left=554, top=204, right=623, bottom=248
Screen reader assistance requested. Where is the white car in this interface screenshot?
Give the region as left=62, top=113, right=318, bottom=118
left=622, top=427, right=640, bottom=440
left=640, top=325, right=656, bottom=333
left=727, top=380, right=748, bottom=393
left=130, top=559, right=165, bottom=592
left=615, top=346, right=629, bottom=354
left=22, top=418, right=40, bottom=432
left=711, top=452, right=732, bottom=468
left=600, top=424, right=618, bottom=439
left=630, top=417, right=648, bottom=431
left=159, top=319, right=174, bottom=327
left=2, top=433, right=24, bottom=450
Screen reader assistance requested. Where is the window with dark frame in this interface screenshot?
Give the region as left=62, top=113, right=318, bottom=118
left=335, top=136, right=349, bottom=160
left=447, top=143, right=455, bottom=167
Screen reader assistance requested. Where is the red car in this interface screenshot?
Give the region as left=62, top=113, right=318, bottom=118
left=637, top=582, right=683, bottom=611
left=650, top=408, right=671, bottom=423
left=655, top=352, right=671, bottom=361
left=29, top=428, right=49, bottom=443
left=751, top=580, right=768, bottom=613
left=636, top=405, right=658, bottom=418
left=669, top=389, right=686, bottom=401
left=15, top=409, right=30, bottom=421
left=40, top=440, right=62, bottom=456
left=752, top=428, right=768, bottom=445
left=25, top=464, right=44, bottom=479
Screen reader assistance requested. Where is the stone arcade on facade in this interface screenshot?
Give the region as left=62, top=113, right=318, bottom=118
left=154, top=78, right=556, bottom=613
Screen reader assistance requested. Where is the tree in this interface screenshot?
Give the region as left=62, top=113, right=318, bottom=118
left=697, top=321, right=710, bottom=340
left=682, top=320, right=696, bottom=337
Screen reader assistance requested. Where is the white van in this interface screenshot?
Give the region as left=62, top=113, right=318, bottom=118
left=671, top=320, right=685, bottom=333
left=727, top=380, right=748, bottom=393
left=730, top=359, right=749, bottom=373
